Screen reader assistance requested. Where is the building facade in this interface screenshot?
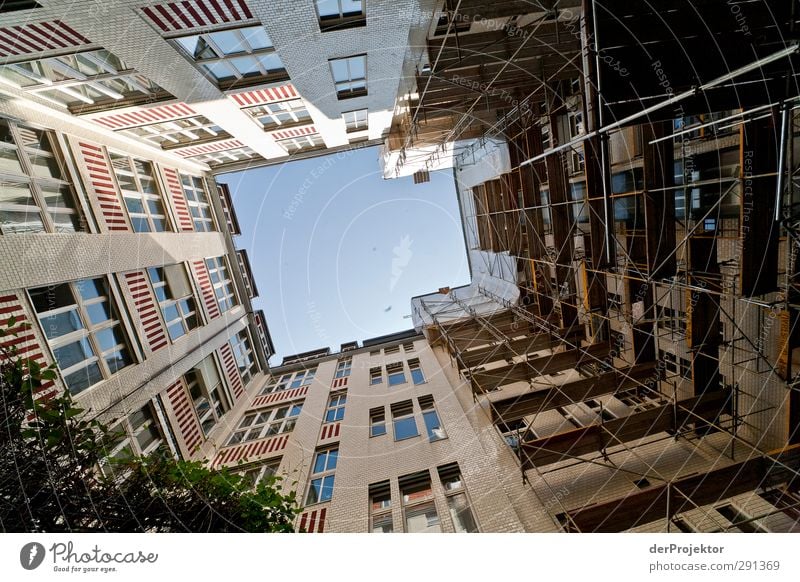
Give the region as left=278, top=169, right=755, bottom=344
left=0, top=0, right=438, bottom=172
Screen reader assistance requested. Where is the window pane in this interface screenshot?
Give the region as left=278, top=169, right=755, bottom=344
left=342, top=0, right=363, bottom=16
left=349, top=56, right=365, bottom=79
left=370, top=422, right=386, bottom=437
left=317, top=0, right=339, bottom=18
left=388, top=372, right=406, bottom=386
left=202, top=62, right=235, bottom=81
left=405, top=501, right=441, bottom=533
left=28, top=152, right=61, bottom=180
left=209, top=30, right=245, bottom=55
left=327, top=449, right=338, bottom=470
left=307, top=478, right=322, bottom=504
left=85, top=301, right=112, bottom=326
left=0, top=147, right=23, bottom=174
left=448, top=493, right=478, bottom=533
left=0, top=181, right=35, bottom=205
left=257, top=53, right=284, bottom=72
left=393, top=416, right=418, bottom=440
left=38, top=309, right=83, bottom=339
left=319, top=475, right=335, bottom=502
left=64, top=361, right=103, bottom=394
left=313, top=452, right=327, bottom=474
left=371, top=513, right=393, bottom=533
left=0, top=209, right=44, bottom=233
left=231, top=56, right=261, bottom=77
left=52, top=337, right=93, bottom=370
left=30, top=283, right=75, bottom=314
left=423, top=410, right=445, bottom=441
left=76, top=279, right=104, bottom=301
left=411, top=368, right=425, bottom=384
left=242, top=26, right=272, bottom=50
left=105, top=348, right=131, bottom=373
left=330, top=59, right=348, bottom=81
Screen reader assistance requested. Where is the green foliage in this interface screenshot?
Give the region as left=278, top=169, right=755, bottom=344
left=0, top=319, right=300, bottom=532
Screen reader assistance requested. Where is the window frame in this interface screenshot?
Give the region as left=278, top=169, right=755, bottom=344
left=391, top=400, right=419, bottom=441
left=29, top=277, right=135, bottom=395
left=229, top=328, right=257, bottom=386
left=240, top=459, right=281, bottom=488
left=334, top=357, right=352, bottom=378
left=369, top=366, right=382, bottom=385
left=147, top=264, right=199, bottom=342
left=315, top=0, right=366, bottom=32
left=342, top=108, right=368, bottom=133
left=419, top=395, right=446, bottom=442
left=245, top=98, right=312, bottom=131
left=180, top=173, right=215, bottom=232
left=329, top=54, right=367, bottom=100
left=0, top=118, right=84, bottom=234
left=108, top=151, right=170, bottom=233
left=369, top=406, right=386, bottom=437
left=183, top=355, right=229, bottom=437
left=438, top=464, right=479, bottom=533
left=101, top=401, right=164, bottom=476
left=172, top=25, right=287, bottom=90
left=400, top=472, right=441, bottom=533
left=408, top=357, right=425, bottom=385
left=226, top=400, right=303, bottom=445
left=0, top=49, right=170, bottom=113
left=386, top=361, right=406, bottom=386
left=206, top=255, right=237, bottom=314
left=306, top=447, right=338, bottom=505
left=369, top=480, right=393, bottom=533
left=325, top=392, right=347, bottom=423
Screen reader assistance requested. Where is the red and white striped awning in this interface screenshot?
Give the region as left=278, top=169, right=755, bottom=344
left=91, top=102, right=198, bottom=130
left=141, top=0, right=254, bottom=33
left=0, top=20, right=91, bottom=58
left=174, top=138, right=245, bottom=157
left=270, top=125, right=317, bottom=140
left=229, top=84, right=298, bottom=107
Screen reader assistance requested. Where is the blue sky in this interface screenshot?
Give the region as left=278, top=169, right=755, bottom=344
left=221, top=147, right=470, bottom=362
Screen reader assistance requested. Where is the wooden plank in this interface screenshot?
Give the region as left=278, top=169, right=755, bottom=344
left=520, top=390, right=732, bottom=468
left=564, top=443, right=800, bottom=532
left=460, top=326, right=584, bottom=368
left=471, top=342, right=610, bottom=391
left=490, top=361, right=657, bottom=422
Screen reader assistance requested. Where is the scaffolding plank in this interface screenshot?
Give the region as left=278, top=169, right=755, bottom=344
left=460, top=326, right=584, bottom=368
left=490, top=361, right=657, bottom=422
left=471, top=342, right=610, bottom=391
left=520, top=390, right=732, bottom=469
left=563, top=443, right=800, bottom=532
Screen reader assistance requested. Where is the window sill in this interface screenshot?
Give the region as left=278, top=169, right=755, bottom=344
left=336, top=89, right=368, bottom=101
left=394, top=434, right=420, bottom=442
left=319, top=18, right=366, bottom=33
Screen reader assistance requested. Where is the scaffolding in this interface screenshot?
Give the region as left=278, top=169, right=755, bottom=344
left=408, top=0, right=800, bottom=532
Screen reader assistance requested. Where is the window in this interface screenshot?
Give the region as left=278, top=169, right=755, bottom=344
left=0, top=118, right=83, bottom=234
left=0, top=1, right=42, bottom=12
left=101, top=402, right=163, bottom=475
left=369, top=349, right=381, bottom=356
left=183, top=355, right=228, bottom=437
left=387, top=361, right=406, bottom=386
left=369, top=407, right=386, bottom=437
left=391, top=400, right=418, bottom=441
left=343, top=109, right=368, bottom=133
left=125, top=115, right=227, bottom=148
left=206, top=256, right=237, bottom=313
left=147, top=264, right=198, bottom=341
left=329, top=55, right=367, bottom=99
left=369, top=366, right=382, bottom=385
left=438, top=464, right=478, bottom=532
left=408, top=358, right=425, bottom=385
left=306, top=448, right=337, bottom=504
left=316, top=0, right=366, bottom=31
left=230, top=329, right=257, bottom=385
left=174, top=26, right=285, bottom=88
left=497, top=418, right=528, bottom=452
left=241, top=459, right=280, bottom=487
left=369, top=481, right=393, bottom=533
left=419, top=395, right=446, bottom=441
left=261, top=368, right=314, bottom=394
left=0, top=50, right=169, bottom=112
left=290, top=367, right=317, bottom=388
left=227, top=401, right=303, bottom=445
left=400, top=472, right=440, bottom=533
left=108, top=153, right=169, bottom=232
left=245, top=99, right=311, bottom=130
left=334, top=357, right=352, bottom=378
left=30, top=278, right=133, bottom=395
left=180, top=174, right=214, bottom=231
left=325, top=392, right=347, bottom=423
left=402, top=341, right=415, bottom=353
left=384, top=345, right=400, bottom=355
left=277, top=132, right=325, bottom=154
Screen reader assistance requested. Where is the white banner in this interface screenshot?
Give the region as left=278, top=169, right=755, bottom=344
left=1, top=533, right=798, bottom=581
